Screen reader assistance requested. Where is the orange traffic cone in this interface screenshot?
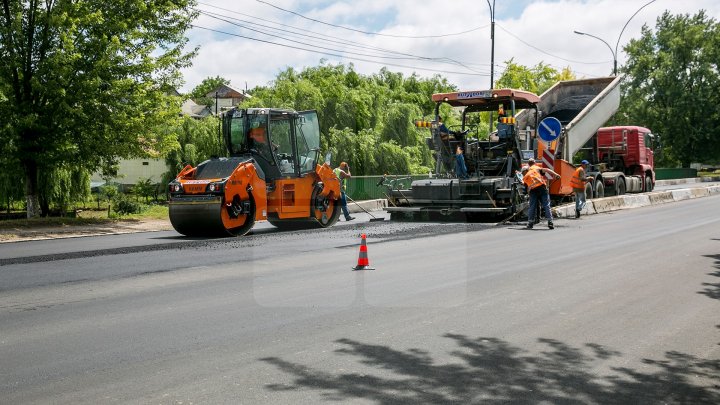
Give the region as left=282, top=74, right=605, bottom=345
left=352, top=233, right=375, bottom=271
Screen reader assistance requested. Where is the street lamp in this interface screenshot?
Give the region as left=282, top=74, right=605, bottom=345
left=573, top=30, right=616, bottom=75
left=574, top=0, right=657, bottom=76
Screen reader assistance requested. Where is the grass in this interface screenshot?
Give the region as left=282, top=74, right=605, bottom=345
left=0, top=204, right=169, bottom=230
left=698, top=170, right=720, bottom=177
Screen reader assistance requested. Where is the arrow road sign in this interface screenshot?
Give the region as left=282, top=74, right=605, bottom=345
left=538, top=117, right=562, bottom=143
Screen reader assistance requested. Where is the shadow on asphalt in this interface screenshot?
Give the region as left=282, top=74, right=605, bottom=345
left=701, top=239, right=720, bottom=300
left=260, top=334, right=720, bottom=404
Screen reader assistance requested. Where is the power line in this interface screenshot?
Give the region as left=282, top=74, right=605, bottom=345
left=255, top=0, right=487, bottom=39
left=196, top=9, right=480, bottom=70
left=195, top=4, right=488, bottom=74
left=191, top=25, right=490, bottom=77
left=193, top=3, right=606, bottom=82
left=496, top=24, right=611, bottom=65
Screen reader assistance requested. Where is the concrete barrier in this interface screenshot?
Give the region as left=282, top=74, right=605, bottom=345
left=590, top=196, right=627, bottom=213
left=647, top=191, right=674, bottom=205
left=348, top=198, right=387, bottom=214
left=655, top=175, right=720, bottom=186
left=670, top=189, right=693, bottom=201
left=553, top=183, right=719, bottom=218
left=691, top=188, right=710, bottom=198
left=622, top=194, right=651, bottom=208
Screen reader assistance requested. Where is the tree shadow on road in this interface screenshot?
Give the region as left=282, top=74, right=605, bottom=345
left=700, top=250, right=720, bottom=300
left=261, top=334, right=720, bottom=404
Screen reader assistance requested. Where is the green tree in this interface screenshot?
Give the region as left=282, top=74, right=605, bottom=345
left=619, top=10, right=720, bottom=166
left=0, top=0, right=197, bottom=217
left=380, top=103, right=423, bottom=147
left=243, top=62, right=455, bottom=175
left=495, top=59, right=576, bottom=94
left=164, top=115, right=225, bottom=184
left=133, top=177, right=157, bottom=203
left=190, top=76, right=231, bottom=107
left=38, top=167, right=91, bottom=216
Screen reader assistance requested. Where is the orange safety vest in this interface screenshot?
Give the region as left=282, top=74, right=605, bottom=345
left=249, top=127, right=266, bottom=143
left=570, top=167, right=585, bottom=190
left=523, top=166, right=546, bottom=190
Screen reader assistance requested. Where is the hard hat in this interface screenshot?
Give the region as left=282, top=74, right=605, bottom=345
left=528, top=158, right=535, bottom=164
left=521, top=165, right=529, bottom=173
left=581, top=160, right=589, bottom=165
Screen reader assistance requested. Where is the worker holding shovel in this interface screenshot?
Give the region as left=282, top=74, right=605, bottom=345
left=334, top=162, right=355, bottom=221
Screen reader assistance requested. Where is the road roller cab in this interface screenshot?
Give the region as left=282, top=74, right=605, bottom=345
left=168, top=108, right=342, bottom=237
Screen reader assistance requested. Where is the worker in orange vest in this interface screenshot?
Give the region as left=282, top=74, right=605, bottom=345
left=571, top=160, right=592, bottom=218
left=522, top=158, right=560, bottom=229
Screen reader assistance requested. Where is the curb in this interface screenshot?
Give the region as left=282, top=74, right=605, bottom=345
left=553, top=184, right=720, bottom=218
left=348, top=198, right=387, bottom=214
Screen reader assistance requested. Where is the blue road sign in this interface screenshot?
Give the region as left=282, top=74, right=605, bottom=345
left=538, top=117, right=562, bottom=143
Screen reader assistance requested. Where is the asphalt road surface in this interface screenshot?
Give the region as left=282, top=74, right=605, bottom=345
left=1, top=195, right=719, bottom=404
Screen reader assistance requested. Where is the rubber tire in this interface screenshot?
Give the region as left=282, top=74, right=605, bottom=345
left=584, top=182, right=594, bottom=200
left=645, top=175, right=653, bottom=192
left=616, top=177, right=626, bottom=196
left=594, top=181, right=605, bottom=199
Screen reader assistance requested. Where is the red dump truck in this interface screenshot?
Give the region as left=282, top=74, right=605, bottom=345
left=517, top=77, right=656, bottom=201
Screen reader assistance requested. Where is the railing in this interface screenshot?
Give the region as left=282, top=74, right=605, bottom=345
left=345, top=175, right=431, bottom=200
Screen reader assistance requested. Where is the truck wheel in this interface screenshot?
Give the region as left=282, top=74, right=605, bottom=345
left=594, top=181, right=605, bottom=198
left=584, top=182, right=594, bottom=199
left=616, top=178, right=626, bottom=196
left=645, top=175, right=653, bottom=192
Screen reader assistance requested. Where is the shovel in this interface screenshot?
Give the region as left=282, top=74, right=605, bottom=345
left=345, top=195, right=386, bottom=222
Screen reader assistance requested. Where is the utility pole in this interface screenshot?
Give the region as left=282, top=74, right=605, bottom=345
left=487, top=0, right=496, bottom=134
left=487, top=0, right=495, bottom=89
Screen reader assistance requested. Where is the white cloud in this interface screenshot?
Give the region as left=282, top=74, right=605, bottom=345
left=180, top=0, right=720, bottom=93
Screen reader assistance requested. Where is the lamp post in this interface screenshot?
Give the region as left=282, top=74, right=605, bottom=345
left=573, top=30, right=616, bottom=75
left=574, top=0, right=657, bottom=76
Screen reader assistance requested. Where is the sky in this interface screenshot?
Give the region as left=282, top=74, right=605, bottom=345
left=179, top=0, right=720, bottom=94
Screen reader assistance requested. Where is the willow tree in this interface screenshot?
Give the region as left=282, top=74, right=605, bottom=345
left=0, top=0, right=197, bottom=217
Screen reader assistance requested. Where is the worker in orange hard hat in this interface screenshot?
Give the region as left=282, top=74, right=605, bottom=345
left=571, top=160, right=592, bottom=218
left=523, top=161, right=559, bottom=230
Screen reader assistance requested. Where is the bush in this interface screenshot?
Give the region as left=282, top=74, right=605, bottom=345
left=113, top=195, right=145, bottom=216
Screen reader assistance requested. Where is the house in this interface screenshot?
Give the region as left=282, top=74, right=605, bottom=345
left=90, top=158, right=169, bottom=191
left=181, top=98, right=212, bottom=119
left=206, top=84, right=250, bottom=114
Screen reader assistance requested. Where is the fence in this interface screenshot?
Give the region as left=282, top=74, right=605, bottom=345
left=655, top=168, right=698, bottom=180
left=346, top=175, right=430, bottom=200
